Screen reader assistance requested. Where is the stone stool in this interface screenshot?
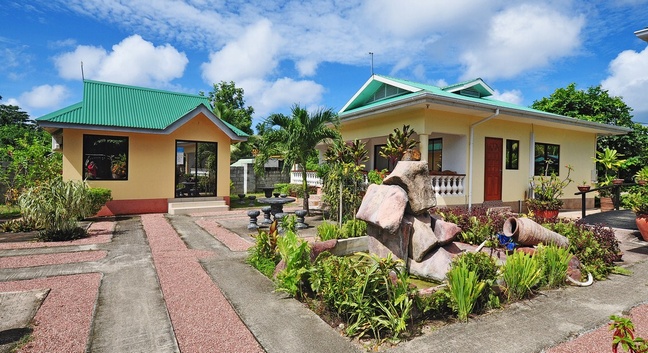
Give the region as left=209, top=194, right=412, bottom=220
left=261, top=206, right=273, bottom=226
left=248, top=195, right=256, bottom=207
left=238, top=193, right=246, bottom=204
left=247, top=210, right=260, bottom=230
left=295, top=209, right=309, bottom=229
left=274, top=212, right=286, bottom=232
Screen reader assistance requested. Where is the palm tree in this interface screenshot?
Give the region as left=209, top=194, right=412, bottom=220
left=258, top=105, right=340, bottom=214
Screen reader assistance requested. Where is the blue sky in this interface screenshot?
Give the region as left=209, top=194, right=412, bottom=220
left=2, top=0, right=648, bottom=129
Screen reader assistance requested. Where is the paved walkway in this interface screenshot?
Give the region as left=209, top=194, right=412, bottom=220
left=0, top=208, right=646, bottom=352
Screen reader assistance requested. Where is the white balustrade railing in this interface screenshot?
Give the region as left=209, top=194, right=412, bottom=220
left=290, top=171, right=466, bottom=197
left=290, top=171, right=323, bottom=187
left=430, top=174, right=465, bottom=196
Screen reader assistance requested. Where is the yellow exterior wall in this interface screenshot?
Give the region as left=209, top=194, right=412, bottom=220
left=62, top=113, right=233, bottom=200
left=339, top=108, right=597, bottom=208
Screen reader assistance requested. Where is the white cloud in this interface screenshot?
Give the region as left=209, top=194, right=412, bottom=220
left=54, top=34, right=188, bottom=87
left=601, top=47, right=648, bottom=117
left=491, top=89, right=523, bottom=105
left=296, top=60, right=318, bottom=77
left=460, top=4, right=585, bottom=81
left=239, top=77, right=325, bottom=120
left=201, top=19, right=281, bottom=84
left=19, top=84, right=70, bottom=109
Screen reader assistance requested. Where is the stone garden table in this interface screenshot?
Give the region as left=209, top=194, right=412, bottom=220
left=258, top=197, right=296, bottom=218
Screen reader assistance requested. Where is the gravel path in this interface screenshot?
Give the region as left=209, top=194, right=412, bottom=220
left=141, top=214, right=263, bottom=353
left=546, top=304, right=648, bottom=353
left=0, top=273, right=101, bottom=353
left=0, top=221, right=114, bottom=250
left=0, top=250, right=107, bottom=269
left=195, top=218, right=253, bottom=252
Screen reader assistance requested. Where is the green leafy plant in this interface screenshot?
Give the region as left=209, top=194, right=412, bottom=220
left=316, top=221, right=340, bottom=241
left=548, top=220, right=620, bottom=280
left=610, top=315, right=648, bottom=353
left=634, top=166, right=648, bottom=184
left=502, top=250, right=542, bottom=301
left=310, top=252, right=414, bottom=340
left=340, top=219, right=367, bottom=239
left=367, top=169, right=387, bottom=185
left=275, top=228, right=311, bottom=297
left=446, top=262, right=486, bottom=322
left=379, top=124, right=418, bottom=169
left=623, top=186, right=648, bottom=216
left=528, top=164, right=573, bottom=211
left=247, top=221, right=281, bottom=277
left=450, top=251, right=501, bottom=312
left=0, top=135, right=62, bottom=204
left=87, top=187, right=112, bottom=215
left=18, top=179, right=101, bottom=241
left=535, top=244, right=572, bottom=288
left=595, top=147, right=626, bottom=197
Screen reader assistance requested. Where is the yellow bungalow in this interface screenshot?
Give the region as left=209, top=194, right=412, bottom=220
left=37, top=80, right=247, bottom=215
left=335, top=75, right=631, bottom=212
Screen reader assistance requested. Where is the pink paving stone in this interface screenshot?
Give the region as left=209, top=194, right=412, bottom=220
left=0, top=250, right=107, bottom=269
left=195, top=218, right=254, bottom=251
left=0, top=221, right=114, bottom=250
left=546, top=304, right=648, bottom=353
left=0, top=273, right=102, bottom=353
left=141, top=214, right=263, bottom=353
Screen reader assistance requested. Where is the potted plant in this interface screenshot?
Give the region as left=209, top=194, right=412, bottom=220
left=577, top=180, right=590, bottom=192
left=623, top=186, right=648, bottom=241
left=635, top=166, right=648, bottom=186
left=527, top=165, right=573, bottom=219
left=594, top=148, right=626, bottom=211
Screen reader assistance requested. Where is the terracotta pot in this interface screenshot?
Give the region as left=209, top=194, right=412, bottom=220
left=637, top=215, right=648, bottom=241
left=600, top=197, right=614, bottom=212
left=613, top=179, right=624, bottom=185
left=533, top=209, right=559, bottom=220
left=638, top=180, right=647, bottom=186
left=577, top=186, right=591, bottom=192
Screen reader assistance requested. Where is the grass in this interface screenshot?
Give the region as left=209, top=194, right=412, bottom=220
left=229, top=193, right=267, bottom=209
left=0, top=204, right=21, bottom=219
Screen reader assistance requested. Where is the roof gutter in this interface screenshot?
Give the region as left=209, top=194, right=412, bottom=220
left=468, top=108, right=500, bottom=210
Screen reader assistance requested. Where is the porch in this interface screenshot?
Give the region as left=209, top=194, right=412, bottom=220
left=289, top=170, right=466, bottom=197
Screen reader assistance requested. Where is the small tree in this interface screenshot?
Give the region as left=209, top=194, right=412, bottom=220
left=0, top=134, right=62, bottom=204
left=321, top=139, right=368, bottom=222
left=379, top=124, right=418, bottom=171
left=256, top=105, right=340, bottom=214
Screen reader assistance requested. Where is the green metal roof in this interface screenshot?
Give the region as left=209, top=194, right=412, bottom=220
left=37, top=80, right=247, bottom=138
left=339, top=75, right=631, bottom=135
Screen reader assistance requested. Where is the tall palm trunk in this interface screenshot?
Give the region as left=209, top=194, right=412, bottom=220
left=300, top=166, right=310, bottom=215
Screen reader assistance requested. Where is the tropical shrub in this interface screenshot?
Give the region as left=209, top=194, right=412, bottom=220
left=450, top=251, right=501, bottom=312
left=275, top=228, right=311, bottom=297
left=414, top=288, right=453, bottom=320
left=247, top=221, right=281, bottom=277
left=316, top=221, right=340, bottom=241
left=0, top=135, right=62, bottom=204
left=610, top=315, right=648, bottom=353
left=18, top=179, right=103, bottom=241
left=433, top=206, right=510, bottom=246
left=87, top=187, right=112, bottom=215
left=547, top=220, right=620, bottom=280
left=535, top=244, right=572, bottom=288
left=446, top=263, right=486, bottom=322
left=340, top=219, right=367, bottom=239
left=310, top=252, right=414, bottom=340
left=502, top=250, right=542, bottom=300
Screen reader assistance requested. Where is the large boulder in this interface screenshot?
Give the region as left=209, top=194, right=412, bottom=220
left=431, top=216, right=462, bottom=245
left=367, top=221, right=412, bottom=261
left=356, top=184, right=408, bottom=234
left=408, top=214, right=439, bottom=262
left=383, top=161, right=436, bottom=214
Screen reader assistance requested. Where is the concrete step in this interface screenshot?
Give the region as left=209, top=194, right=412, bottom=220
left=168, top=199, right=229, bottom=215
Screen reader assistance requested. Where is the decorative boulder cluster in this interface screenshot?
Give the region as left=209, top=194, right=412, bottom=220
left=356, top=161, right=465, bottom=282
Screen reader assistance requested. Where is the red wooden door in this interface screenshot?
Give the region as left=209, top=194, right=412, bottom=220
left=484, top=137, right=503, bottom=201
